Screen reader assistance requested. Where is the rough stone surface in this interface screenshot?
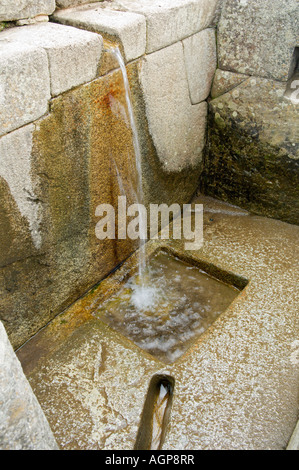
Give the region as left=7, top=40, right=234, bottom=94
left=0, top=125, right=42, bottom=253
left=0, top=69, right=138, bottom=349
left=218, top=0, right=299, bottom=81
left=201, top=77, right=299, bottom=224
left=114, top=0, right=219, bottom=53
left=56, top=0, right=102, bottom=8
left=183, top=28, right=217, bottom=104
left=52, top=3, right=146, bottom=62
left=0, top=321, right=58, bottom=450
left=0, top=40, right=50, bottom=136
left=16, top=197, right=299, bottom=449
left=139, top=41, right=207, bottom=172
left=15, top=15, right=49, bottom=26
left=0, top=23, right=103, bottom=97
left=0, top=0, right=55, bottom=22
left=209, top=0, right=224, bottom=26
left=0, top=53, right=204, bottom=349
left=211, top=69, right=249, bottom=99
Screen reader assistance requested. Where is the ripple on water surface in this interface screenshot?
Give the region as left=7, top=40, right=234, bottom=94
left=95, top=252, right=240, bottom=364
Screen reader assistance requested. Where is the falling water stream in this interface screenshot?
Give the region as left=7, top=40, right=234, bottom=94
left=98, top=47, right=242, bottom=365
left=111, top=47, right=147, bottom=282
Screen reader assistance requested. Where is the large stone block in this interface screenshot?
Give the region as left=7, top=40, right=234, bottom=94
left=139, top=41, right=207, bottom=172
left=211, top=69, right=249, bottom=99
left=182, top=28, right=217, bottom=104
left=0, top=0, right=55, bottom=22
left=201, top=77, right=299, bottom=224
left=52, top=3, right=146, bottom=62
left=0, top=125, right=42, bottom=258
left=0, top=40, right=50, bottom=136
left=0, top=322, right=58, bottom=449
left=218, top=0, right=299, bottom=81
left=1, top=23, right=103, bottom=96
left=114, top=0, right=219, bottom=53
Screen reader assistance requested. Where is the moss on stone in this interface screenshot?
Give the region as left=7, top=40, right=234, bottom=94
left=200, top=78, right=299, bottom=225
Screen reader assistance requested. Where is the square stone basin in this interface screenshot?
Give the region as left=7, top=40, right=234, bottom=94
left=94, top=248, right=248, bottom=364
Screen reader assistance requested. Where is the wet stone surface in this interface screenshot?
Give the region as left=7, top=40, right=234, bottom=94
left=16, top=197, right=299, bottom=450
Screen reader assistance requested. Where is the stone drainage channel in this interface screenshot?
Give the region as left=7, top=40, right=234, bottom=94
left=16, top=197, right=299, bottom=450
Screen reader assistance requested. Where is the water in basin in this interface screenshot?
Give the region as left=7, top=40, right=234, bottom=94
left=95, top=251, right=240, bottom=364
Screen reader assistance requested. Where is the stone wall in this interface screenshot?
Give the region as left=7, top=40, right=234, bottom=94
left=201, top=0, right=299, bottom=225
left=0, top=0, right=218, bottom=350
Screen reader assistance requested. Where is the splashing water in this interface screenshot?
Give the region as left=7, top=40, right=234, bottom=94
left=96, top=251, right=240, bottom=364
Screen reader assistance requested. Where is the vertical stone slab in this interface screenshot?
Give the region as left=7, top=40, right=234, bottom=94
left=0, top=40, right=50, bottom=136
left=183, top=28, right=217, bottom=104
left=115, top=0, right=219, bottom=53
left=203, top=77, right=299, bottom=224
left=139, top=42, right=207, bottom=172
left=0, top=322, right=58, bottom=450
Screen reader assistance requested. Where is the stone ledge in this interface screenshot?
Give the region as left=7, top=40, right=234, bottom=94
left=0, top=22, right=103, bottom=97
left=52, top=3, right=146, bottom=63
left=114, top=0, right=219, bottom=53
left=211, top=69, right=249, bottom=99
left=56, top=0, right=103, bottom=9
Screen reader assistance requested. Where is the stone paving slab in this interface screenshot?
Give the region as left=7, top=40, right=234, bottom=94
left=17, top=197, right=299, bottom=450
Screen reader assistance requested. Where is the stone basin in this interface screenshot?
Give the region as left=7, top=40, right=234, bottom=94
left=95, top=248, right=247, bottom=365
left=16, top=196, right=299, bottom=450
